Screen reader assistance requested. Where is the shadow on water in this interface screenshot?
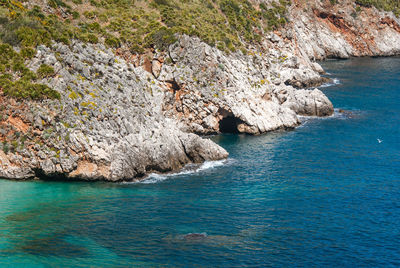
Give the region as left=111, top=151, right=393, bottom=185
left=1, top=190, right=123, bottom=258
left=8, top=234, right=89, bottom=258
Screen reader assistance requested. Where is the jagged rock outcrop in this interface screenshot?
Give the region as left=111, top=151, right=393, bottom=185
left=0, top=42, right=228, bottom=181
left=4, top=0, right=400, bottom=181
left=291, top=0, right=400, bottom=59
left=0, top=34, right=334, bottom=181
left=160, top=35, right=333, bottom=135
left=0, top=35, right=333, bottom=181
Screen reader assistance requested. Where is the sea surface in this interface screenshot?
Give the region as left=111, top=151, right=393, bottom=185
left=1, top=57, right=400, bottom=267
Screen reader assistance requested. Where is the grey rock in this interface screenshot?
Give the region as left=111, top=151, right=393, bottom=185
left=152, top=60, right=162, bottom=78
left=161, top=35, right=331, bottom=135
left=6, top=0, right=397, bottom=181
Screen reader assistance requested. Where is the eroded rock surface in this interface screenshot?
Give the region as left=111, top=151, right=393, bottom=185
left=0, top=37, right=333, bottom=181
left=2, top=0, right=400, bottom=181
left=161, top=36, right=332, bottom=135
left=291, top=0, right=400, bottom=59
left=0, top=42, right=228, bottom=181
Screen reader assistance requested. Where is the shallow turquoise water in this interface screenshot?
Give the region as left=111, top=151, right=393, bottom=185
left=1, top=57, right=400, bottom=267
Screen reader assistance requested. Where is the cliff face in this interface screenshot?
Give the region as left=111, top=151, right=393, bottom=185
left=161, top=35, right=332, bottom=135
left=0, top=0, right=399, bottom=181
left=291, top=0, right=400, bottom=59
left=0, top=42, right=229, bottom=181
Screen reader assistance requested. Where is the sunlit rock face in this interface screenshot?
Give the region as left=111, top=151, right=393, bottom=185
left=3, top=0, right=400, bottom=181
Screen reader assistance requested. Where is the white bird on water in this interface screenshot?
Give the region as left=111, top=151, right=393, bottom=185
left=377, top=139, right=383, bottom=143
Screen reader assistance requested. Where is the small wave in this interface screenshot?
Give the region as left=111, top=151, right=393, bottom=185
left=333, top=108, right=349, bottom=119
left=140, top=173, right=168, bottom=184
left=141, top=167, right=197, bottom=184
left=320, top=78, right=341, bottom=88
left=197, top=159, right=226, bottom=172
left=298, top=108, right=361, bottom=124
left=131, top=159, right=232, bottom=184
left=297, top=113, right=335, bottom=121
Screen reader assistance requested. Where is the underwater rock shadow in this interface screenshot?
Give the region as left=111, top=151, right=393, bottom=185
left=1, top=233, right=90, bottom=258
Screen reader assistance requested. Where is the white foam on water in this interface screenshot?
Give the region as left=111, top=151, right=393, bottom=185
left=124, top=159, right=233, bottom=184
left=197, top=159, right=226, bottom=172
left=141, top=167, right=198, bottom=184
left=332, top=108, right=349, bottom=120
left=297, top=109, right=345, bottom=126
left=140, top=173, right=168, bottom=184
left=297, top=108, right=361, bottom=127
left=320, top=78, right=341, bottom=88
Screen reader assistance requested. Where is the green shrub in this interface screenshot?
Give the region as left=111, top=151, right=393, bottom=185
left=48, top=0, right=68, bottom=8
left=10, top=140, right=18, bottom=152
left=0, top=42, right=59, bottom=100
left=72, top=11, right=80, bottom=19
left=27, top=5, right=46, bottom=20
left=83, top=11, right=97, bottom=19
left=1, top=78, right=60, bottom=100
left=12, top=59, right=28, bottom=73
left=37, top=64, right=55, bottom=78
left=2, top=141, right=9, bottom=154
left=20, top=47, right=36, bottom=59
left=87, top=33, right=99, bottom=44
left=105, top=36, right=121, bottom=48
left=153, top=0, right=171, bottom=6
left=148, top=27, right=177, bottom=50
left=16, top=26, right=52, bottom=47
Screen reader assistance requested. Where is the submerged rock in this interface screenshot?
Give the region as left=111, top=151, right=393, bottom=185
left=183, top=233, right=208, bottom=240
left=338, top=109, right=357, bottom=119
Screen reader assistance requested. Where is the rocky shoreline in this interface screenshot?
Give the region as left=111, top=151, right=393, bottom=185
left=1, top=0, right=400, bottom=182
left=0, top=36, right=332, bottom=181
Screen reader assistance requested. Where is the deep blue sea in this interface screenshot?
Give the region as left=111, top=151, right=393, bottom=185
left=1, top=57, right=400, bottom=267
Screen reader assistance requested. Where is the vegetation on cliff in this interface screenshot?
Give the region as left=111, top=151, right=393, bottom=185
left=0, top=0, right=398, bottom=100
left=1, top=0, right=290, bottom=53
left=0, top=43, right=60, bottom=99
left=0, top=0, right=290, bottom=99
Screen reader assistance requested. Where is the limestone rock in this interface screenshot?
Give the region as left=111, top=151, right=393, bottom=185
left=290, top=3, right=400, bottom=59
left=3, top=0, right=397, bottom=182
left=0, top=41, right=228, bottom=182
left=161, top=35, right=331, bottom=135
left=152, top=60, right=162, bottom=78
left=284, top=89, right=334, bottom=116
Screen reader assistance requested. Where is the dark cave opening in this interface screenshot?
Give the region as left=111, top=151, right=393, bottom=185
left=219, top=116, right=242, bottom=134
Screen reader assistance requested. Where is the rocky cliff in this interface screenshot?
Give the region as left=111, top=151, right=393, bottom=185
left=292, top=0, right=400, bottom=59
left=0, top=0, right=399, bottom=181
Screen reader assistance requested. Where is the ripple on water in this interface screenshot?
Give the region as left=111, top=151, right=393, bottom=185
left=1, top=57, right=400, bottom=267
left=124, top=158, right=235, bottom=184
left=319, top=78, right=341, bottom=88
